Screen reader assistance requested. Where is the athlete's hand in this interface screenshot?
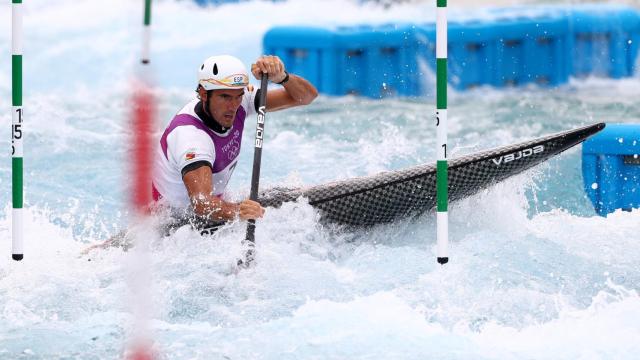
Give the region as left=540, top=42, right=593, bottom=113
left=238, top=199, right=265, bottom=221
left=252, top=55, right=287, bottom=83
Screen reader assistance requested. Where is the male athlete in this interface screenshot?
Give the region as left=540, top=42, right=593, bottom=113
left=152, top=55, right=318, bottom=227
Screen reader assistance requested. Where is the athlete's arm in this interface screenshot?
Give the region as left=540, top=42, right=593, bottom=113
left=182, top=165, right=264, bottom=221
left=252, top=55, right=318, bottom=112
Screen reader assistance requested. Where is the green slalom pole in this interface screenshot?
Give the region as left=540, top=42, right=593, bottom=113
left=12, top=0, right=24, bottom=261
left=142, top=0, right=152, bottom=64
left=436, top=0, right=449, bottom=265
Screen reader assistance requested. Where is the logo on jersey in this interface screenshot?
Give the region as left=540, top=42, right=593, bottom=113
left=221, top=130, right=242, bottom=160
left=185, top=152, right=196, bottom=161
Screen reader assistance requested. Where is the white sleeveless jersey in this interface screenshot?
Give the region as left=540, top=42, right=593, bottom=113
left=152, top=91, right=257, bottom=209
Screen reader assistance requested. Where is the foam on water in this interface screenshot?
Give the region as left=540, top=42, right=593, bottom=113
left=1, top=0, right=639, bottom=358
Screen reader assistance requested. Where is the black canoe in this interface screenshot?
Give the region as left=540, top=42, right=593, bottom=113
left=259, top=123, right=605, bottom=226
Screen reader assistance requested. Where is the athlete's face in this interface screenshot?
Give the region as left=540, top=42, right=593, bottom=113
left=206, top=88, right=245, bottom=128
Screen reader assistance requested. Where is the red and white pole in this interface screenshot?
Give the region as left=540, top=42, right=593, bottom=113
left=124, top=1, right=156, bottom=359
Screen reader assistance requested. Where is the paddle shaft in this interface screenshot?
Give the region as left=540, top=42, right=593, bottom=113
left=244, top=74, right=269, bottom=264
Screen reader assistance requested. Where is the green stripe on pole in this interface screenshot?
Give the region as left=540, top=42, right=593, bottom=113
left=12, top=158, right=23, bottom=208
left=436, top=160, right=448, bottom=211
left=437, top=0, right=446, bottom=6
left=144, top=0, right=152, bottom=25
left=12, top=56, right=22, bottom=106
left=13, top=0, right=22, bottom=3
left=436, top=58, right=447, bottom=109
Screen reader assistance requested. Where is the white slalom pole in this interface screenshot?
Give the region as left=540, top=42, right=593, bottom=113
left=436, top=0, right=449, bottom=265
left=141, top=0, right=152, bottom=64
left=123, top=2, right=157, bottom=358
left=12, top=0, right=24, bottom=261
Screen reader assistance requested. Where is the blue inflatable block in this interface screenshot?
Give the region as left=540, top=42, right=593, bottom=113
left=334, top=24, right=422, bottom=98
left=582, top=124, right=640, bottom=216
left=444, top=15, right=570, bottom=89
left=262, top=4, right=640, bottom=97
left=264, top=24, right=425, bottom=98
left=264, top=27, right=338, bottom=95
left=569, top=5, right=640, bottom=78
left=496, top=17, right=570, bottom=87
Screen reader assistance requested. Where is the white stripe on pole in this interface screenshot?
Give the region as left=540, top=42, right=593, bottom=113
left=142, top=26, right=151, bottom=64
left=436, top=8, right=447, bottom=58
left=12, top=5, right=22, bottom=53
left=437, top=212, right=448, bottom=258
left=437, top=109, right=447, bottom=159
left=11, top=107, right=23, bottom=159
left=12, top=209, right=23, bottom=256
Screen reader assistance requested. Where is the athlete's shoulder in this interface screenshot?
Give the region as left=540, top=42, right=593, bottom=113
left=166, top=125, right=215, bottom=156
left=177, top=98, right=200, bottom=118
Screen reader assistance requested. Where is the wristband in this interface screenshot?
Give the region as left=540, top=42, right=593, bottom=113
left=276, top=71, right=289, bottom=85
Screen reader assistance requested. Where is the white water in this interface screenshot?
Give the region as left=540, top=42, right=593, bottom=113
left=1, top=0, right=639, bottom=359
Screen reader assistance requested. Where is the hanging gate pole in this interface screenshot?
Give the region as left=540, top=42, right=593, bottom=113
left=436, top=0, right=449, bottom=265
left=12, top=0, right=24, bottom=261
left=142, top=0, right=152, bottom=64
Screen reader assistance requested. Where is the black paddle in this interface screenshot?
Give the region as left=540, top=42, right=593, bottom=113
left=239, top=73, right=268, bottom=268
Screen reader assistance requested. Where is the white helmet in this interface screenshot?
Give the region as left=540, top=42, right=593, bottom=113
left=198, top=55, right=249, bottom=91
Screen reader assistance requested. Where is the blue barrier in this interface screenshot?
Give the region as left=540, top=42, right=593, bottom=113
left=569, top=5, right=640, bottom=78
left=334, top=24, right=423, bottom=97
left=264, top=24, right=426, bottom=97
left=582, top=124, right=640, bottom=216
left=263, top=4, right=640, bottom=97
left=445, top=15, right=570, bottom=89
left=264, top=27, right=338, bottom=95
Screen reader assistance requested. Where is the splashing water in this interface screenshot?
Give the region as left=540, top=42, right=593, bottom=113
left=0, top=0, right=639, bottom=359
